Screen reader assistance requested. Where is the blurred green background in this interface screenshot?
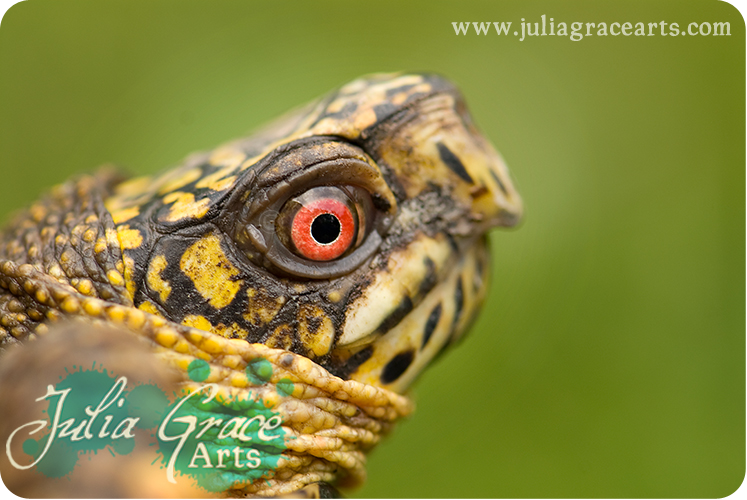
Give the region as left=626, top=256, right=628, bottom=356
left=0, top=0, right=743, bottom=497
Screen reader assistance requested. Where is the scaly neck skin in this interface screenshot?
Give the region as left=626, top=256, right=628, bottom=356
left=0, top=253, right=413, bottom=496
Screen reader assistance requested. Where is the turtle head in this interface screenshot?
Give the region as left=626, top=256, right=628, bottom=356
left=105, top=73, right=522, bottom=393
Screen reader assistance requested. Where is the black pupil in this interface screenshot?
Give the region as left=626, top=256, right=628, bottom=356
left=311, top=213, right=341, bottom=244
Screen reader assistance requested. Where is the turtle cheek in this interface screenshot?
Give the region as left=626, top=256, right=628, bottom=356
left=340, top=239, right=490, bottom=393
left=335, top=233, right=454, bottom=350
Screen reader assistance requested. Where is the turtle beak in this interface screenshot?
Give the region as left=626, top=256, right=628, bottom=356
left=365, top=89, right=523, bottom=234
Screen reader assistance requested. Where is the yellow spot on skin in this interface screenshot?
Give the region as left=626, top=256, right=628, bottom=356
left=208, top=147, right=245, bottom=168
left=35, top=289, right=49, bottom=304
left=229, top=372, right=249, bottom=388
left=113, top=175, right=153, bottom=198
left=263, top=391, right=280, bottom=408
left=157, top=167, right=203, bottom=195
left=106, top=269, right=125, bottom=286
left=173, top=339, right=192, bottom=354
left=71, top=224, right=86, bottom=239
left=82, top=228, right=97, bottom=243
left=60, top=297, right=80, bottom=314
left=180, top=234, right=242, bottom=309
left=111, top=206, right=140, bottom=224
left=244, top=288, right=285, bottom=326
left=137, top=300, right=160, bottom=315
left=48, top=265, right=64, bottom=280
left=75, top=279, right=94, bottom=296
left=105, top=228, right=119, bottom=248
left=106, top=306, right=126, bottom=324
left=205, top=175, right=236, bottom=192
left=116, top=226, right=143, bottom=250
left=195, top=165, right=237, bottom=190
left=391, top=92, right=408, bottom=105
left=175, top=357, right=192, bottom=372
left=122, top=255, right=137, bottom=299
left=326, top=98, right=347, bottom=113
left=328, top=291, right=342, bottom=303
left=213, top=322, right=249, bottom=340
left=154, top=328, right=179, bottom=348
left=150, top=316, right=166, bottom=327
left=147, top=255, right=172, bottom=303
left=127, top=309, right=146, bottom=330
left=298, top=305, right=335, bottom=358
left=339, top=78, right=368, bottom=95
left=221, top=354, right=243, bottom=370
left=201, top=336, right=227, bottom=354
left=310, top=117, right=359, bottom=138
left=94, top=238, right=108, bottom=254
left=353, top=108, right=378, bottom=131
left=182, top=314, right=212, bottom=332
left=30, top=204, right=47, bottom=222
left=162, top=192, right=211, bottom=222
left=80, top=300, right=101, bottom=317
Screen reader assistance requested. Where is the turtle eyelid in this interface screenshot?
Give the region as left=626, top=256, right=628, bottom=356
left=223, top=139, right=397, bottom=280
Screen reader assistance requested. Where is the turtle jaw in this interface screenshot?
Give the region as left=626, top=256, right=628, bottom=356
left=341, top=236, right=491, bottom=393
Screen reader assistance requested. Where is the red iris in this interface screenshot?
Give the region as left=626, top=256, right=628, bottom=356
left=290, top=198, right=356, bottom=261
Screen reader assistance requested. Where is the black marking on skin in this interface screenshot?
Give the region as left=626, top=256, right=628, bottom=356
left=474, top=251, right=484, bottom=281
left=315, top=482, right=342, bottom=499
left=322, top=101, right=358, bottom=121
left=370, top=192, right=392, bottom=213
left=334, top=346, right=373, bottom=380
left=437, top=142, right=474, bottom=184
left=444, top=233, right=460, bottom=253
left=375, top=295, right=414, bottom=334
left=418, top=257, right=438, bottom=297
left=489, top=169, right=509, bottom=196
left=141, top=230, right=301, bottom=346
left=381, top=349, right=415, bottom=384
left=473, top=251, right=485, bottom=291
left=421, top=303, right=442, bottom=349
left=305, top=315, right=322, bottom=335
left=452, top=277, right=464, bottom=329
left=385, top=83, right=417, bottom=97
left=373, top=103, right=398, bottom=122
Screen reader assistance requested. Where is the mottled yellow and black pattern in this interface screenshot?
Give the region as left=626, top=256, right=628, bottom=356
left=0, top=73, right=521, bottom=496
left=0, top=73, right=521, bottom=395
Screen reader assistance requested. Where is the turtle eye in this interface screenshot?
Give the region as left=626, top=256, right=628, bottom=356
left=276, top=186, right=370, bottom=262
left=229, top=139, right=397, bottom=280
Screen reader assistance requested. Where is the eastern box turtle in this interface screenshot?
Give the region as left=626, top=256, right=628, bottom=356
left=0, top=73, right=522, bottom=497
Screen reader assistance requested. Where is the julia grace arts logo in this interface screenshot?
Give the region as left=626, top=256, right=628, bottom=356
left=4, top=357, right=292, bottom=492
